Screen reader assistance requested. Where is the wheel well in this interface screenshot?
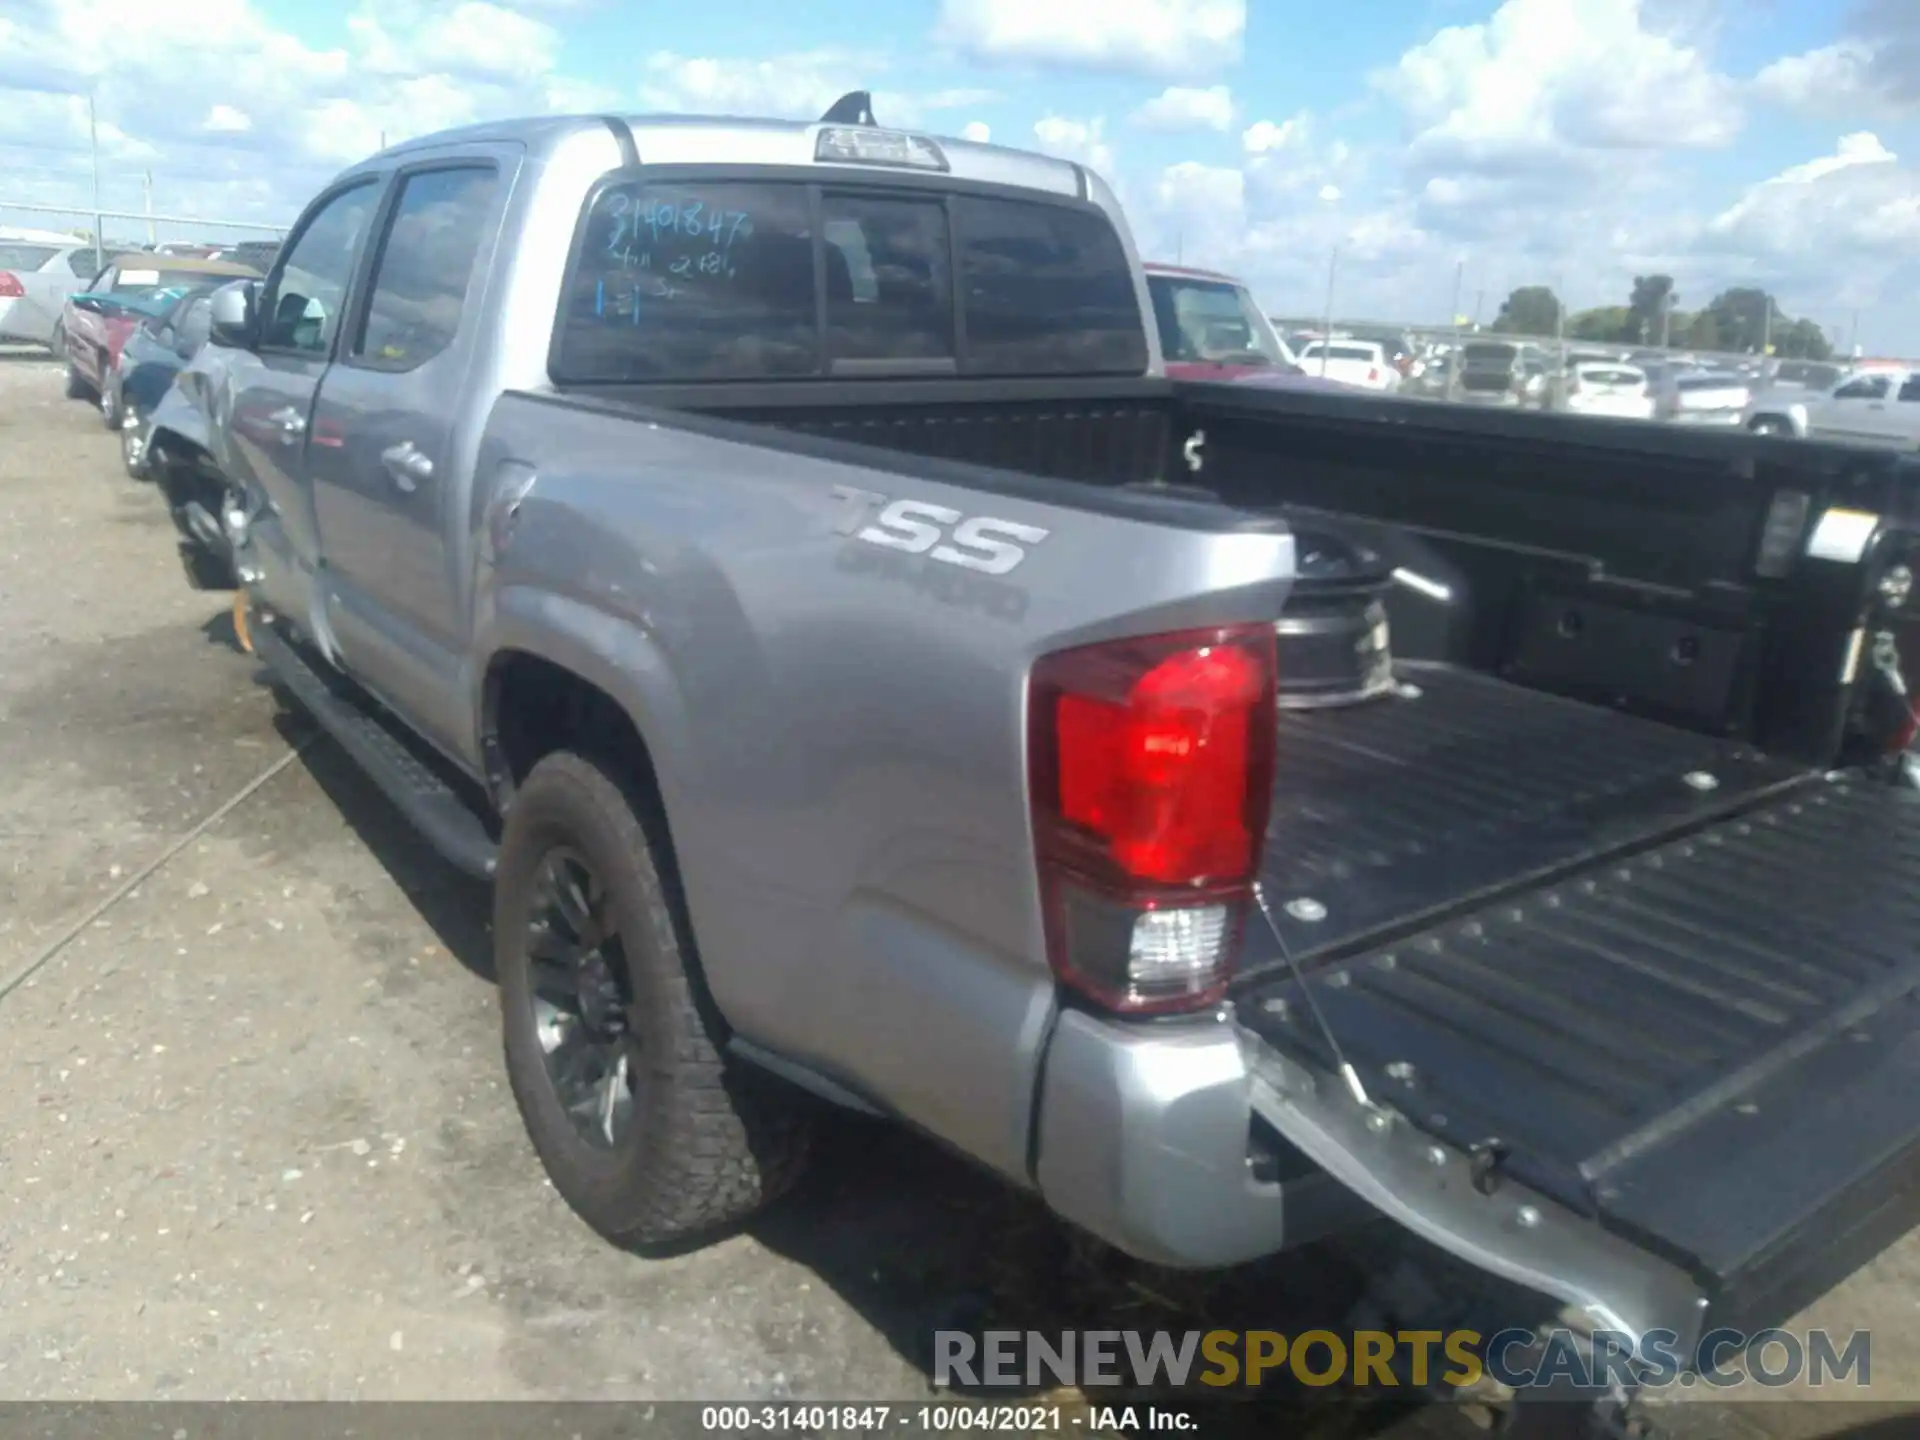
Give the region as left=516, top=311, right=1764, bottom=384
left=485, top=651, right=662, bottom=814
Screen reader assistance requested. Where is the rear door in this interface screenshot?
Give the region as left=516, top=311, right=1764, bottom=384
left=1806, top=372, right=1893, bottom=443
left=220, top=178, right=386, bottom=581
left=306, top=156, right=508, bottom=754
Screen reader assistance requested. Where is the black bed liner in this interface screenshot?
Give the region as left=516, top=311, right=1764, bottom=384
left=1245, top=662, right=1811, bottom=970
left=1239, top=668, right=1920, bottom=1327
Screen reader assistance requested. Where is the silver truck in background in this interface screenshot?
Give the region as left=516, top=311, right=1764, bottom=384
left=144, top=98, right=1920, bottom=1428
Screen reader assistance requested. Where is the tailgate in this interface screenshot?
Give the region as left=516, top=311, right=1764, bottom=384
left=1239, top=768, right=1920, bottom=1336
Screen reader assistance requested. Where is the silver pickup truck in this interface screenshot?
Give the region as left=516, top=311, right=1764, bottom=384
left=146, top=99, right=1920, bottom=1418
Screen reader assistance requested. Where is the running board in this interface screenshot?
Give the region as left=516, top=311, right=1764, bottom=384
left=251, top=622, right=499, bottom=880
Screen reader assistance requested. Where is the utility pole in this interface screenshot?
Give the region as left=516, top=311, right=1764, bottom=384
left=1659, top=292, right=1673, bottom=350
left=88, top=93, right=104, bottom=272
left=1448, top=258, right=1465, bottom=399
left=143, top=169, right=155, bottom=247
left=1761, top=296, right=1773, bottom=357
left=1849, top=310, right=1860, bottom=356
left=1319, top=239, right=1341, bottom=377
left=379, top=129, right=388, bottom=151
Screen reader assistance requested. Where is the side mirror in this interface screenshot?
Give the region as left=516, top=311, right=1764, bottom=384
left=208, top=280, right=260, bottom=349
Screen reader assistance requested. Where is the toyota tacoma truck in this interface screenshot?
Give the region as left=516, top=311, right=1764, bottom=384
left=148, top=98, right=1920, bottom=1421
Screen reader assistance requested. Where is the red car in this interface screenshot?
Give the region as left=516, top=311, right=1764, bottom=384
left=61, top=254, right=259, bottom=416
left=1144, top=262, right=1346, bottom=390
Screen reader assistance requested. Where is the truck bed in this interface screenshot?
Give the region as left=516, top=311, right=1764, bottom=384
left=1239, top=668, right=1920, bottom=1327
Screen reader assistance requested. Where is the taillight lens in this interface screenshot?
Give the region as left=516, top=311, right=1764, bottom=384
left=1029, top=625, right=1277, bottom=1014
left=1367, top=367, right=1380, bottom=383
left=0, top=272, right=22, bottom=299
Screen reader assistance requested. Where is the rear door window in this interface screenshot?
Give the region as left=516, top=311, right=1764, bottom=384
left=555, top=180, right=819, bottom=383
left=353, top=165, right=499, bottom=369
left=951, top=195, right=1145, bottom=376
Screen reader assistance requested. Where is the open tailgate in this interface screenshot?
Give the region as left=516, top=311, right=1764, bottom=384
left=1237, top=683, right=1920, bottom=1340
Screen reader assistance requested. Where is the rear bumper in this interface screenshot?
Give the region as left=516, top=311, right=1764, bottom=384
left=1033, top=1008, right=1368, bottom=1269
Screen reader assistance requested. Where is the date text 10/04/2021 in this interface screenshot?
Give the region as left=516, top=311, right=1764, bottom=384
left=699, top=1407, right=1199, bottom=1434
left=594, top=193, right=756, bottom=316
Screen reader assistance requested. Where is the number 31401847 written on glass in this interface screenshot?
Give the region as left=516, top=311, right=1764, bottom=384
left=602, top=194, right=755, bottom=281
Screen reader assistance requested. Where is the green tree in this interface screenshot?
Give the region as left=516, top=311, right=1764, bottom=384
left=1701, top=287, right=1774, bottom=352
left=1569, top=305, right=1631, bottom=342
left=1493, top=285, right=1564, bottom=337
left=1778, top=318, right=1833, bottom=361
left=1683, top=311, right=1721, bottom=351
left=1626, top=275, right=1676, bottom=344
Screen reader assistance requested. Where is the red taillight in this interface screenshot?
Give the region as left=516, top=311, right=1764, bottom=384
left=1367, top=367, right=1380, bottom=383
left=0, top=272, right=22, bottom=299
left=1029, top=625, right=1277, bottom=1014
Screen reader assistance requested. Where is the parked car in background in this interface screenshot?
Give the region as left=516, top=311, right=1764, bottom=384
left=1144, top=263, right=1303, bottom=383
left=1746, top=369, right=1920, bottom=447
left=105, top=283, right=221, bottom=476
left=60, top=254, right=260, bottom=404
left=152, top=242, right=218, bottom=258
left=1453, top=339, right=1531, bottom=406
left=205, top=240, right=283, bottom=271
left=1297, top=338, right=1399, bottom=391
left=1559, top=361, right=1656, bottom=420
left=1650, top=368, right=1751, bottom=427
left=1762, top=359, right=1846, bottom=394
left=0, top=241, right=97, bottom=351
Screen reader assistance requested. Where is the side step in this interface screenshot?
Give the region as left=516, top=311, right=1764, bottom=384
left=251, top=621, right=499, bottom=880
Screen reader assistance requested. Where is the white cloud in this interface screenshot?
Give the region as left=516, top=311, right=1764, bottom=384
left=1706, top=133, right=1918, bottom=256
left=637, top=50, right=878, bottom=120
left=1752, top=3, right=1920, bottom=119
left=1242, top=117, right=1301, bottom=155
left=1751, top=42, right=1876, bottom=114
left=1386, top=0, right=1740, bottom=181
left=203, top=104, right=252, bottom=133
left=1130, top=85, right=1234, bottom=132
left=961, top=121, right=991, bottom=143
left=935, top=0, right=1244, bottom=78
left=1031, top=114, right=1116, bottom=181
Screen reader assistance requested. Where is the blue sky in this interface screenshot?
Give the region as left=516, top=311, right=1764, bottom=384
left=3, top=0, right=1917, bottom=349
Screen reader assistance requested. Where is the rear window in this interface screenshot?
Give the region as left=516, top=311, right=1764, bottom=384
left=551, top=176, right=1146, bottom=384
left=1676, top=375, right=1744, bottom=392
left=0, top=243, right=60, bottom=272
left=1312, top=343, right=1376, bottom=362
left=1578, top=367, right=1643, bottom=386
left=1461, top=344, right=1517, bottom=364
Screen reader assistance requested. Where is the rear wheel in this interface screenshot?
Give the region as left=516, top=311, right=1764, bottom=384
left=63, top=353, right=94, bottom=401
left=1749, top=416, right=1793, bottom=437
left=496, top=751, right=809, bottom=1248
left=48, top=322, right=65, bottom=362
left=100, top=376, right=122, bottom=430
left=121, top=418, right=148, bottom=479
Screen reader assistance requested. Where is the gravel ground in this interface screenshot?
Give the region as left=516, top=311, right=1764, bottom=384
left=0, top=348, right=1912, bottom=1438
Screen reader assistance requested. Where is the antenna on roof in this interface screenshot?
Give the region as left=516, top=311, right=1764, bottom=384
left=820, top=91, right=876, bottom=126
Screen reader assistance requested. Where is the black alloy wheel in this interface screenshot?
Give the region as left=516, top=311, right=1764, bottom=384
left=522, top=845, right=641, bottom=1150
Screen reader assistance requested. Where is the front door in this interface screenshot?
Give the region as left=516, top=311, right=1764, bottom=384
left=221, top=179, right=386, bottom=599
left=306, top=159, right=508, bottom=758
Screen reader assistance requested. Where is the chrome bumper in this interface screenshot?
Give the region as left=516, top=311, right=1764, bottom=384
left=1032, top=1008, right=1366, bottom=1268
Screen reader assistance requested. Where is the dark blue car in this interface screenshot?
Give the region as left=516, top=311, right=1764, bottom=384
left=106, top=284, right=218, bottom=477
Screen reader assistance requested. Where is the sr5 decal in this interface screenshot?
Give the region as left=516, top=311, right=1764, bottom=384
left=830, top=484, right=1050, bottom=577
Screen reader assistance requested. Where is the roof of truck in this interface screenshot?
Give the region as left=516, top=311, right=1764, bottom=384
left=367, top=112, right=1091, bottom=202
left=1142, top=262, right=1242, bottom=283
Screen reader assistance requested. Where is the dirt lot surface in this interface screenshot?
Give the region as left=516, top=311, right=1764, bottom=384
left=0, top=349, right=1913, bottom=1438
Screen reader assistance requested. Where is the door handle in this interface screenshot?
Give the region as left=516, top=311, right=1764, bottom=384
left=268, top=405, right=305, bottom=440
left=380, top=440, right=434, bottom=492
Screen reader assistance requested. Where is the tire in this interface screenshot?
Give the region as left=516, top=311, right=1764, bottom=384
left=1749, top=416, right=1792, bottom=437
left=63, top=355, right=94, bottom=401
left=495, top=751, right=809, bottom=1248
left=121, top=419, right=148, bottom=480
left=49, top=323, right=65, bottom=362
left=100, top=376, right=122, bottom=430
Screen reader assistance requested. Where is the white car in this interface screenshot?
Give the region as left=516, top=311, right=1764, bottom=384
left=0, top=241, right=97, bottom=351
left=1561, top=362, right=1655, bottom=421
left=1298, top=339, right=1399, bottom=391
left=1747, top=369, right=1920, bottom=448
